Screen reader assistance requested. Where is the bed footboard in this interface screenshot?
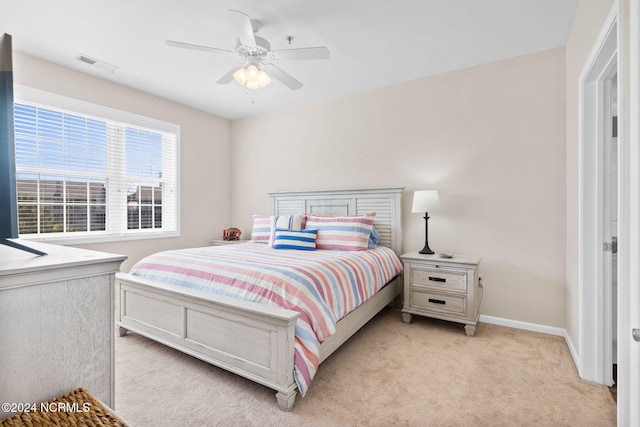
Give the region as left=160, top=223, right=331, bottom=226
left=115, top=272, right=300, bottom=411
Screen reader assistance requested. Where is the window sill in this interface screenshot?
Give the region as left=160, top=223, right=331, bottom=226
left=20, top=230, right=180, bottom=246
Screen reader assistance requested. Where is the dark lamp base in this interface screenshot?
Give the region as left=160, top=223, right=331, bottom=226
left=418, top=244, right=434, bottom=255
left=419, top=211, right=435, bottom=255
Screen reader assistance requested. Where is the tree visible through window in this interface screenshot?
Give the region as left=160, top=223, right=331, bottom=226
left=13, top=89, right=178, bottom=242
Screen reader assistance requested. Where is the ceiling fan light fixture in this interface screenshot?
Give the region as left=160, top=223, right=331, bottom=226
left=233, top=67, right=248, bottom=85
left=257, top=69, right=271, bottom=86
left=233, top=64, right=271, bottom=89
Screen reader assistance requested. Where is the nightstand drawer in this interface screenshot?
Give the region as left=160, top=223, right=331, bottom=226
left=409, top=289, right=466, bottom=316
left=409, top=266, right=467, bottom=293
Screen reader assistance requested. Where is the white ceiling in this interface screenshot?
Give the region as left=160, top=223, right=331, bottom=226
left=2, top=0, right=578, bottom=120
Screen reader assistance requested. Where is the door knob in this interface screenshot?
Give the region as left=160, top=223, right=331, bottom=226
left=634, top=328, right=640, bottom=342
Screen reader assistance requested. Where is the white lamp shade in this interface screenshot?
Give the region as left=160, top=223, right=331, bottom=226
left=233, top=64, right=272, bottom=89
left=233, top=67, right=247, bottom=85
left=411, top=190, right=440, bottom=213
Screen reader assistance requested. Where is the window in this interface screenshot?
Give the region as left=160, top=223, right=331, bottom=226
left=14, top=86, right=179, bottom=244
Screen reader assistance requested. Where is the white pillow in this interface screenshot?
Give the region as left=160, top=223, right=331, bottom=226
left=268, top=214, right=307, bottom=246
left=251, top=214, right=307, bottom=245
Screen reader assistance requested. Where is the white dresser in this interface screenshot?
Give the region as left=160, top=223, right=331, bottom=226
left=400, top=252, right=482, bottom=336
left=0, top=241, right=125, bottom=418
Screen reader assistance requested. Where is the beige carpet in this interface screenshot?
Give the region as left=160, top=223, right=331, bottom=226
left=114, top=307, right=616, bottom=426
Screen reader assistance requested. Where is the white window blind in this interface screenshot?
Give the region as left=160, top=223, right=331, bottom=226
left=14, top=86, right=180, bottom=244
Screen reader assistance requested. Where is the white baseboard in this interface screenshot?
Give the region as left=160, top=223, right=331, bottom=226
left=563, top=331, right=581, bottom=374
left=479, top=314, right=581, bottom=374
left=479, top=314, right=565, bottom=336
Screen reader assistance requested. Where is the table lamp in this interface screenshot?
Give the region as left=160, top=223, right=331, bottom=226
left=411, top=190, right=440, bottom=254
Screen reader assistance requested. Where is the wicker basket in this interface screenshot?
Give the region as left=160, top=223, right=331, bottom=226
left=0, top=388, right=127, bottom=427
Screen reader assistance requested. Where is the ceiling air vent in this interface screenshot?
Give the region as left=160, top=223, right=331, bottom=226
left=78, top=54, right=117, bottom=73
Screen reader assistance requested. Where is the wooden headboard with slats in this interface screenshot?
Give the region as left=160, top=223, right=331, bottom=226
left=270, top=187, right=403, bottom=255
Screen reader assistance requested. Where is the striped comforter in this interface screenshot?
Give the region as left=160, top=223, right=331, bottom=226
left=129, top=242, right=403, bottom=396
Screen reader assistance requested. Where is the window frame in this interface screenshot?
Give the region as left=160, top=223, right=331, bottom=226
left=14, top=86, right=181, bottom=245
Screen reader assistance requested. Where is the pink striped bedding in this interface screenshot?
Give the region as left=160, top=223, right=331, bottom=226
left=128, top=242, right=403, bottom=397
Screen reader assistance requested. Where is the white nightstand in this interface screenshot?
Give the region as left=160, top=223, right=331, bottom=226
left=209, top=239, right=250, bottom=246
left=400, top=252, right=482, bottom=336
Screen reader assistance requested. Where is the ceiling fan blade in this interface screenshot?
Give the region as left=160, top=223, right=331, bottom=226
left=165, top=40, right=237, bottom=56
left=216, top=65, right=243, bottom=84
left=228, top=9, right=256, bottom=48
left=266, top=64, right=303, bottom=90
left=273, top=47, right=330, bottom=61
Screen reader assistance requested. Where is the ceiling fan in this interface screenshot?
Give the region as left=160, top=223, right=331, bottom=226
left=165, top=10, right=330, bottom=90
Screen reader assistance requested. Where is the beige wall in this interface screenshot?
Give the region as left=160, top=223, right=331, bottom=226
left=231, top=48, right=567, bottom=327
left=13, top=52, right=232, bottom=271
left=564, top=0, right=615, bottom=348
left=12, top=9, right=609, bottom=331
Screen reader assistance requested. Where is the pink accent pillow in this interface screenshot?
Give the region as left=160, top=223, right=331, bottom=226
left=305, top=213, right=376, bottom=251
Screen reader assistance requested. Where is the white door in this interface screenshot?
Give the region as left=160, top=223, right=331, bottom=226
left=630, top=288, right=639, bottom=426
left=602, top=71, right=618, bottom=387
left=632, top=285, right=639, bottom=425
left=629, top=0, right=640, bottom=412
left=621, top=1, right=640, bottom=424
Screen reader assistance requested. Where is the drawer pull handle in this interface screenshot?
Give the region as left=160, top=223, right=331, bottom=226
left=429, top=277, right=446, bottom=283
left=428, top=298, right=446, bottom=305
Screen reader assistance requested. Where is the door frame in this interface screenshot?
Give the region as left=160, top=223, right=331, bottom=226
left=579, top=1, right=639, bottom=423
left=578, top=8, right=618, bottom=386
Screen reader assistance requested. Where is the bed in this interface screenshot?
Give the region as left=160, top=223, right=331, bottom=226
left=115, top=187, right=403, bottom=410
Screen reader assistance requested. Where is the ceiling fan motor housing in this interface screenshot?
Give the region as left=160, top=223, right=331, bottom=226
left=236, top=36, right=271, bottom=57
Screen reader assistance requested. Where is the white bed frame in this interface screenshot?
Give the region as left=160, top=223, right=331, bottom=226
left=115, top=187, right=403, bottom=410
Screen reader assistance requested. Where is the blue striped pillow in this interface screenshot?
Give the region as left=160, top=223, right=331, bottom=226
left=272, top=228, right=318, bottom=251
